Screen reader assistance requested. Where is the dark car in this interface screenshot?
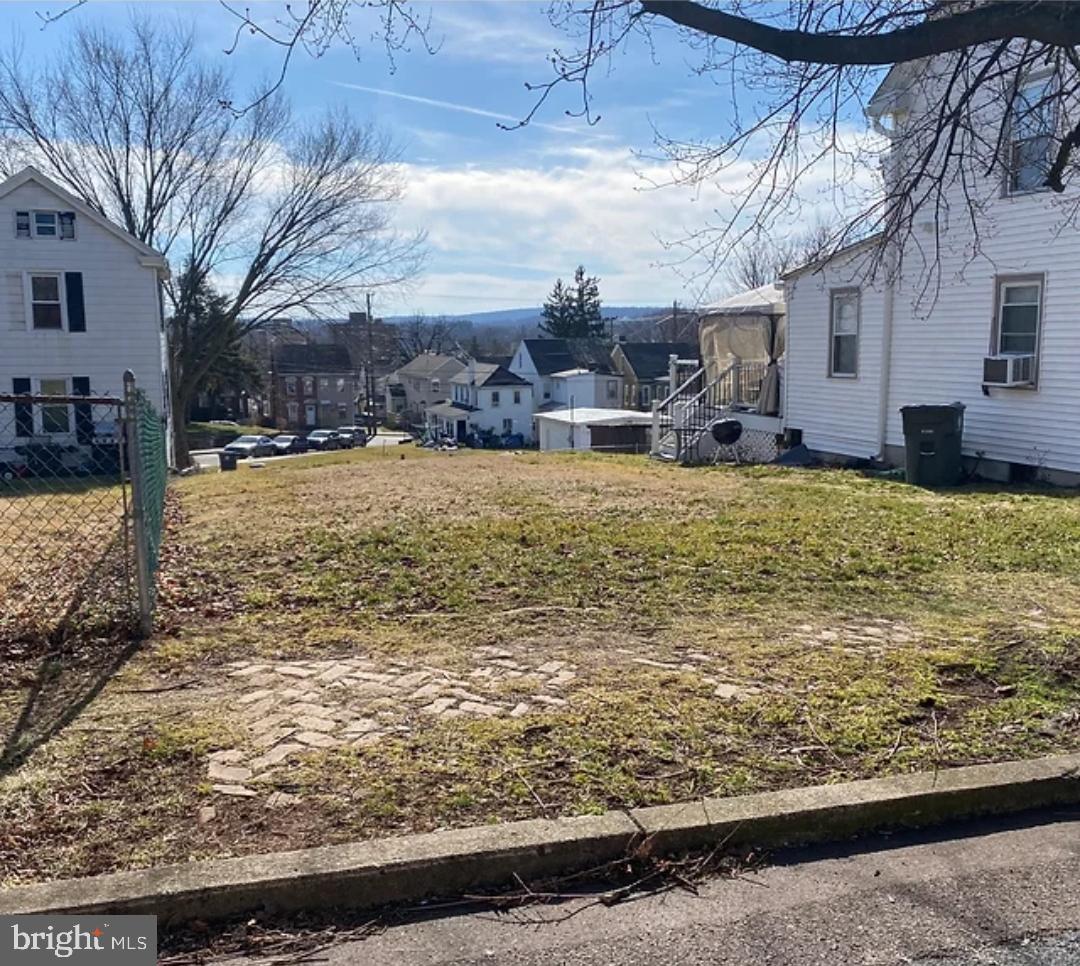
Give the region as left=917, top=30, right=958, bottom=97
left=273, top=435, right=309, bottom=455
left=306, top=429, right=340, bottom=451
left=336, top=426, right=369, bottom=447
left=333, top=430, right=355, bottom=450
left=222, top=435, right=277, bottom=459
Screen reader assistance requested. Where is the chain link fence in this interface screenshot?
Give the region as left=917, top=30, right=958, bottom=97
left=0, top=373, right=168, bottom=649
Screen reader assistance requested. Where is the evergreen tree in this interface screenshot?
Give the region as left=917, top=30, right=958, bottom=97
left=540, top=266, right=605, bottom=338
left=570, top=265, right=604, bottom=338
left=540, top=277, right=576, bottom=338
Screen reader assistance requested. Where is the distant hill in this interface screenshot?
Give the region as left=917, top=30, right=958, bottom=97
left=385, top=306, right=668, bottom=328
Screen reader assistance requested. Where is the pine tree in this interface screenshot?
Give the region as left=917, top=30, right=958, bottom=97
left=540, top=277, right=576, bottom=337
left=570, top=265, right=604, bottom=338
left=540, top=267, right=605, bottom=338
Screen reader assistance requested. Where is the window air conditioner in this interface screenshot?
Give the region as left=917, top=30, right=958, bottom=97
left=982, top=354, right=1035, bottom=387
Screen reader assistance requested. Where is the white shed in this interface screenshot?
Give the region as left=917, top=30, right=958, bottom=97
left=535, top=407, right=654, bottom=454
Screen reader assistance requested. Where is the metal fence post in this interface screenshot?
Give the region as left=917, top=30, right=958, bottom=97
left=124, top=370, right=153, bottom=636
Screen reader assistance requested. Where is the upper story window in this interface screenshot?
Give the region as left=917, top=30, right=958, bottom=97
left=336, top=377, right=345, bottom=393
left=285, top=376, right=297, bottom=396
left=491, top=390, right=500, bottom=407
left=1009, top=74, right=1056, bottom=194
left=513, top=390, right=521, bottom=404
left=30, top=274, right=64, bottom=330
left=828, top=289, right=859, bottom=378
left=16, top=210, right=76, bottom=239
left=303, top=377, right=315, bottom=394
left=996, top=277, right=1042, bottom=355
left=606, top=380, right=618, bottom=400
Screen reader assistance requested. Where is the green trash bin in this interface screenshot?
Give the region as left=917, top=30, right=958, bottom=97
left=900, top=403, right=965, bottom=486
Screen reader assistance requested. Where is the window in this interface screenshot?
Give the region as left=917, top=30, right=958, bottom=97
left=40, top=377, right=70, bottom=434
left=1009, top=74, right=1056, bottom=193
left=491, top=391, right=500, bottom=407
left=30, top=274, right=63, bottom=330
left=607, top=380, right=618, bottom=400
left=431, top=378, right=440, bottom=392
left=34, top=212, right=57, bottom=237
left=15, top=210, right=75, bottom=239
left=338, top=404, right=348, bottom=419
left=829, top=289, right=859, bottom=377
left=513, top=390, right=521, bottom=404
left=303, top=377, right=315, bottom=394
left=319, top=377, right=329, bottom=390
left=502, top=418, right=513, bottom=434
left=287, top=401, right=299, bottom=422
left=543, top=381, right=551, bottom=400
left=285, top=377, right=297, bottom=396
left=639, top=385, right=653, bottom=406
left=996, top=277, right=1042, bottom=355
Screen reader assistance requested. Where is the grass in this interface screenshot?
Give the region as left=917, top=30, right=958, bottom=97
left=0, top=480, right=131, bottom=645
left=1, top=447, right=1078, bottom=886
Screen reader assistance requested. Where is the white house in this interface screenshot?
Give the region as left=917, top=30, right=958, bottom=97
left=783, top=52, right=1080, bottom=484
left=427, top=361, right=534, bottom=443
left=510, top=339, right=622, bottom=412
left=0, top=167, right=171, bottom=459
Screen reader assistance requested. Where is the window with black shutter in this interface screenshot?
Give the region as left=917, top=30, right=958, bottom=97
left=12, top=378, right=33, bottom=437
left=72, top=376, right=93, bottom=444
left=65, top=273, right=85, bottom=332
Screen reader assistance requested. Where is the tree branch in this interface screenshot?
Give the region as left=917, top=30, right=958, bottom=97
left=638, top=0, right=1080, bottom=66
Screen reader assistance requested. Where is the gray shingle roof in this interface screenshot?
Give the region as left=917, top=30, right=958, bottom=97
left=616, top=342, right=699, bottom=381
left=522, top=338, right=616, bottom=375
left=273, top=343, right=353, bottom=374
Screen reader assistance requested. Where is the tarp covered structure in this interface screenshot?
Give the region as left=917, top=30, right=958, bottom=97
left=697, top=283, right=786, bottom=416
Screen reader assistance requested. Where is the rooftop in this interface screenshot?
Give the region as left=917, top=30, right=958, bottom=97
left=273, top=343, right=353, bottom=374
left=534, top=407, right=654, bottom=427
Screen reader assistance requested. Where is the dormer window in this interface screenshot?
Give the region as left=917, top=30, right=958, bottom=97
left=16, top=209, right=76, bottom=239
left=1008, top=74, right=1056, bottom=194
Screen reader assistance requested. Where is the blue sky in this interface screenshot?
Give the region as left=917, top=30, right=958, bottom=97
left=7, top=1, right=875, bottom=315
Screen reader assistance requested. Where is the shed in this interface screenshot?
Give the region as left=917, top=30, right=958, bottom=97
left=534, top=407, right=653, bottom=454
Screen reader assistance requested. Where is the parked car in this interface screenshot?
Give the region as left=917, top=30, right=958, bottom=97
left=306, top=429, right=340, bottom=451
left=336, top=426, right=369, bottom=447
left=222, top=435, right=277, bottom=459
left=334, top=430, right=355, bottom=450
left=273, top=435, right=309, bottom=455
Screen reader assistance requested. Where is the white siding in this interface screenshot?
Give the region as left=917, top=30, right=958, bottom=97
left=0, top=180, right=166, bottom=435
left=883, top=199, right=1080, bottom=473
left=785, top=53, right=1080, bottom=475
left=785, top=250, right=887, bottom=459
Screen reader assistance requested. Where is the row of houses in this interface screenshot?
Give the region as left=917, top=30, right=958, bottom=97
left=9, top=32, right=1080, bottom=486
left=386, top=338, right=697, bottom=448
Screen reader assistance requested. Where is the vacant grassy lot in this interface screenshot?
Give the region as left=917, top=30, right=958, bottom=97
left=2, top=447, right=1079, bottom=886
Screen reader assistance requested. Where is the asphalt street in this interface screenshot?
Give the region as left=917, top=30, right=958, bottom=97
left=258, top=810, right=1080, bottom=966
left=190, top=432, right=413, bottom=471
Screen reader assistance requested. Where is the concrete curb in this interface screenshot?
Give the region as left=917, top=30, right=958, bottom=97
left=2, top=753, right=1078, bottom=925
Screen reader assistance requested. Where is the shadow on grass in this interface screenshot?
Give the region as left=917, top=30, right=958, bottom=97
left=0, top=531, right=142, bottom=776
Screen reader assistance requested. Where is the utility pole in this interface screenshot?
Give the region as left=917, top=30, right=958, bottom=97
left=671, top=299, right=679, bottom=343
left=365, top=291, right=376, bottom=436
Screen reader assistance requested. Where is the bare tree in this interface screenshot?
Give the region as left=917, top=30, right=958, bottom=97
left=395, top=314, right=461, bottom=361
left=0, top=18, right=423, bottom=464
left=725, top=219, right=838, bottom=293
left=212, top=2, right=1080, bottom=296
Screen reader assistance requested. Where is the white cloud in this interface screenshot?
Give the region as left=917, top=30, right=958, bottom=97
left=392, top=132, right=881, bottom=313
